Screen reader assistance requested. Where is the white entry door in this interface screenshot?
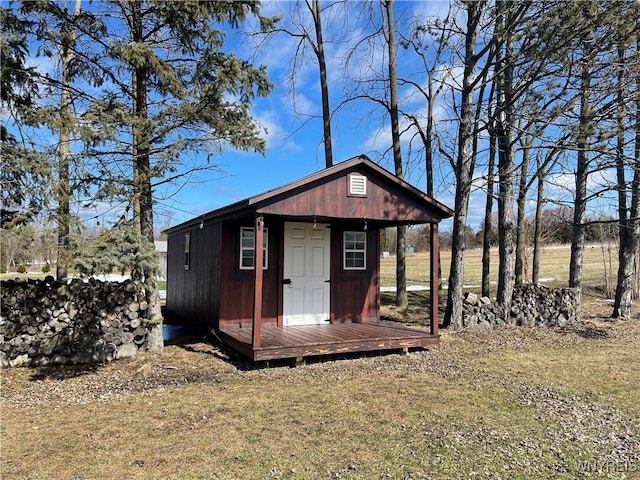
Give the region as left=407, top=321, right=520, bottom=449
left=283, top=222, right=331, bottom=326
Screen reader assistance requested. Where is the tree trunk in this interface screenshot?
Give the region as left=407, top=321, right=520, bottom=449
left=568, top=3, right=597, bottom=289
left=311, top=0, right=333, bottom=169
left=612, top=37, right=640, bottom=319
left=515, top=144, right=530, bottom=285
left=443, top=1, right=481, bottom=329
left=532, top=163, right=545, bottom=284
left=569, top=41, right=593, bottom=289
left=482, top=127, right=496, bottom=298
left=131, top=2, right=163, bottom=353
left=56, top=0, right=82, bottom=282
left=382, top=0, right=407, bottom=308
left=427, top=87, right=444, bottom=304
left=495, top=0, right=516, bottom=321
left=396, top=225, right=408, bottom=307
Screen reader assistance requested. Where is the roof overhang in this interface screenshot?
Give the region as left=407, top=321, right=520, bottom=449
left=165, top=155, right=453, bottom=235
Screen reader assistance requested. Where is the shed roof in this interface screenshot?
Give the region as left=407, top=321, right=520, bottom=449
left=166, top=155, right=453, bottom=234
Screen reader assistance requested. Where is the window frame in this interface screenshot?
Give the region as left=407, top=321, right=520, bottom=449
left=343, top=231, right=367, bottom=270
left=239, top=226, right=269, bottom=270
left=184, top=233, right=191, bottom=271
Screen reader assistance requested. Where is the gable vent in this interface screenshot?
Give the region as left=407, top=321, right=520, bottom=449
left=349, top=174, right=367, bottom=196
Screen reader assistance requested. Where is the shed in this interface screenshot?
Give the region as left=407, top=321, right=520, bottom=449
left=164, top=155, right=453, bottom=363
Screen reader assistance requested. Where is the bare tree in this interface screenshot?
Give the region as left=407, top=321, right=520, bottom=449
left=612, top=4, right=640, bottom=319
left=258, top=0, right=341, bottom=168
left=378, top=0, right=409, bottom=307
left=568, top=3, right=597, bottom=289
left=481, top=104, right=497, bottom=298
left=443, top=0, right=488, bottom=329
left=400, top=7, right=454, bottom=199
left=311, top=0, right=333, bottom=168
left=401, top=7, right=455, bottom=303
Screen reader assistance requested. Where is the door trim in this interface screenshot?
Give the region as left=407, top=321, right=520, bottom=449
left=282, top=222, right=331, bottom=326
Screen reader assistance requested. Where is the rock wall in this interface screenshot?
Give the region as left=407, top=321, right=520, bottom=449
left=1, top=277, right=149, bottom=368
left=461, top=284, right=580, bottom=329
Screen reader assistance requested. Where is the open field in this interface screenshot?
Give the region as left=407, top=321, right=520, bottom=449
left=379, top=243, right=630, bottom=325
left=380, top=243, right=618, bottom=293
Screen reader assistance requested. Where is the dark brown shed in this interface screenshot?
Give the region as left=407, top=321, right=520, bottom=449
left=164, top=155, right=453, bottom=363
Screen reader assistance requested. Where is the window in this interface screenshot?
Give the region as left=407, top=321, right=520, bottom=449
left=184, top=233, right=190, bottom=270
left=240, top=227, right=269, bottom=270
left=348, top=173, right=367, bottom=196
left=344, top=231, right=366, bottom=270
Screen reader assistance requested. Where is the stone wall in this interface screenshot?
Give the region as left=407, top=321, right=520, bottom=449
left=1, top=277, right=149, bottom=368
left=461, top=284, right=580, bottom=329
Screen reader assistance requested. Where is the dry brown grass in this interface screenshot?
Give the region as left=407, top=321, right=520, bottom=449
left=2, top=245, right=638, bottom=479
left=2, top=316, right=640, bottom=480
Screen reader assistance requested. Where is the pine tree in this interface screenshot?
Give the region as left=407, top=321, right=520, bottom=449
left=77, top=1, right=275, bottom=353
left=0, top=6, right=47, bottom=222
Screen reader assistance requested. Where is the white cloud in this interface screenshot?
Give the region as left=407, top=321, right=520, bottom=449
left=546, top=168, right=617, bottom=199
left=291, top=92, right=318, bottom=117
left=254, top=108, right=303, bottom=153
left=357, top=92, right=449, bottom=156
left=410, top=0, right=457, bottom=25
left=545, top=172, right=575, bottom=200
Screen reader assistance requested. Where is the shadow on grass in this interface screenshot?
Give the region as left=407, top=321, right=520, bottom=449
left=380, top=290, right=444, bottom=328
left=556, top=324, right=611, bottom=340
left=165, top=331, right=268, bottom=371
left=30, top=363, right=103, bottom=382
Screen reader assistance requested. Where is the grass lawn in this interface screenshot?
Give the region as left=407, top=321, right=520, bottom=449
left=2, top=245, right=638, bottom=479
left=2, top=314, right=639, bottom=479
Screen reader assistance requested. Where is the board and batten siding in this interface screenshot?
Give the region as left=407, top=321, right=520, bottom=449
left=167, top=218, right=381, bottom=330
left=218, top=218, right=282, bottom=329
left=166, top=221, right=221, bottom=330
left=330, top=227, right=380, bottom=323
left=255, top=169, right=443, bottom=224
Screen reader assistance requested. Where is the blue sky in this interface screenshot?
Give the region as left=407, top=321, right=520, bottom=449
left=14, top=0, right=621, bottom=234
left=152, top=0, right=626, bottom=235
left=155, top=0, right=461, bottom=231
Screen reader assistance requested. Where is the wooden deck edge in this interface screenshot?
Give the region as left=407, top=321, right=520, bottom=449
left=252, top=336, right=439, bottom=361
left=220, top=325, right=437, bottom=350
left=218, top=325, right=440, bottom=363
left=256, top=333, right=436, bottom=351
left=218, top=330, right=260, bottom=361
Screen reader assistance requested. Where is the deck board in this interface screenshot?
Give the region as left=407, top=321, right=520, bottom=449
left=219, top=322, right=439, bottom=362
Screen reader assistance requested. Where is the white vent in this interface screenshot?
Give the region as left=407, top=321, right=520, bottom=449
left=349, top=174, right=367, bottom=196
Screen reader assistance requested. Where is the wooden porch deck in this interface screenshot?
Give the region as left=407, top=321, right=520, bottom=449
left=219, top=322, right=439, bottom=363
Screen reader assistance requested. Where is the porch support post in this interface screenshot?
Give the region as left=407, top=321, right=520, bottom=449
left=252, top=215, right=264, bottom=348
left=429, top=222, right=439, bottom=336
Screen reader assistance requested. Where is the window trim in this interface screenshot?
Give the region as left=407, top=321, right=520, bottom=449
left=184, top=233, right=191, bottom=271
left=239, top=226, right=269, bottom=270
left=343, top=231, right=367, bottom=270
